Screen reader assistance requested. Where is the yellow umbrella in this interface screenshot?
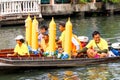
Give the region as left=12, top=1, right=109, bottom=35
left=31, top=16, right=39, bottom=51
left=48, top=17, right=56, bottom=56
left=25, top=14, right=32, bottom=46
left=62, top=18, right=72, bottom=59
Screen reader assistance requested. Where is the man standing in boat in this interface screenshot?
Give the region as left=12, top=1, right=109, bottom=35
left=57, top=22, right=66, bottom=49
left=77, top=31, right=108, bottom=58
left=7, top=35, right=29, bottom=57
left=57, top=22, right=81, bottom=57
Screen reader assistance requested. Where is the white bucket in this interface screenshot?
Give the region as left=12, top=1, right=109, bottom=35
left=78, top=36, right=89, bottom=42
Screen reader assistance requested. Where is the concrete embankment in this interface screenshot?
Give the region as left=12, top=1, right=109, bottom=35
left=41, top=2, right=120, bottom=17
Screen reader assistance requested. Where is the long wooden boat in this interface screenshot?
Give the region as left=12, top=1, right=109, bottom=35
left=0, top=49, right=120, bottom=68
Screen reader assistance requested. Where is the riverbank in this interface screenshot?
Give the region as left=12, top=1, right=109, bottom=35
left=41, top=2, right=120, bottom=17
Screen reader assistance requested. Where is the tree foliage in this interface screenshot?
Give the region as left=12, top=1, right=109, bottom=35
left=79, top=0, right=88, bottom=3
left=102, top=0, right=120, bottom=3
left=78, top=0, right=120, bottom=3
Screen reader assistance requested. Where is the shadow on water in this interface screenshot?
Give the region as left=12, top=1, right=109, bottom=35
left=0, top=63, right=120, bottom=80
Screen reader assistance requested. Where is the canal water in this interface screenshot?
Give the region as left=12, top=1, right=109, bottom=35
left=0, top=15, right=120, bottom=80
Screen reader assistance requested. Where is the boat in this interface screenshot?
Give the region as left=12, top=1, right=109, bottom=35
left=0, top=48, right=120, bottom=68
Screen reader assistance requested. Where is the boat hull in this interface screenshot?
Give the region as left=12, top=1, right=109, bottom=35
left=0, top=49, right=120, bottom=68
left=0, top=57, right=120, bottom=67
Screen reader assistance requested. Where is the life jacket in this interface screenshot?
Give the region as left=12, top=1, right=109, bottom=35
left=71, top=34, right=82, bottom=53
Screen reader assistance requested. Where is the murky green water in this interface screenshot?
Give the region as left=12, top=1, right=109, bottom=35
left=0, top=15, right=120, bottom=80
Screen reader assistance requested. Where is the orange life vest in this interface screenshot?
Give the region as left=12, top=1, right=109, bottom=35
left=71, top=35, right=83, bottom=54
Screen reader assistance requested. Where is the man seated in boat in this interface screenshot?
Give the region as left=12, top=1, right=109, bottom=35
left=39, top=33, right=49, bottom=53
left=39, top=33, right=58, bottom=56
left=7, top=35, right=29, bottom=57
left=57, top=22, right=82, bottom=57
left=77, top=31, right=108, bottom=58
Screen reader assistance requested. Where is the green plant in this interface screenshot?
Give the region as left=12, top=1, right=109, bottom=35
left=79, top=0, right=88, bottom=3
left=102, top=0, right=120, bottom=3
left=110, top=0, right=120, bottom=3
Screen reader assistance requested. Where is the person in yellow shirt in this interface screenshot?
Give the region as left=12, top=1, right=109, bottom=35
left=57, top=22, right=65, bottom=49
left=77, top=31, right=108, bottom=58
left=7, top=35, right=29, bottom=56
left=39, top=33, right=49, bottom=52
left=57, top=22, right=81, bottom=57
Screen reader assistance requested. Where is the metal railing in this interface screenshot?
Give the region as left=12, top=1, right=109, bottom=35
left=0, top=0, right=41, bottom=16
